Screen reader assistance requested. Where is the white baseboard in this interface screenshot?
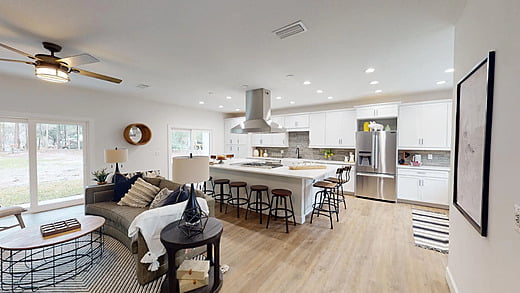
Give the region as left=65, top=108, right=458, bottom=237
left=446, top=266, right=459, bottom=293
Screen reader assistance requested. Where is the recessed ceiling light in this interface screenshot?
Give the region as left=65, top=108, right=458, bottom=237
left=218, top=105, right=224, bottom=108
left=241, top=85, right=248, bottom=89
left=369, top=80, right=379, bottom=85
left=290, top=101, right=295, bottom=104
left=286, top=74, right=295, bottom=78
left=235, top=108, right=240, bottom=111
left=375, top=89, right=383, bottom=93
left=365, top=67, right=375, bottom=73
left=226, top=96, right=232, bottom=100
left=327, top=96, right=334, bottom=100
left=199, top=101, right=205, bottom=105
left=136, top=84, right=150, bottom=89
left=275, top=96, right=282, bottom=100
left=436, top=80, right=447, bottom=85
left=303, top=81, right=311, bottom=85
left=316, top=89, right=323, bottom=94
left=445, top=68, right=455, bottom=73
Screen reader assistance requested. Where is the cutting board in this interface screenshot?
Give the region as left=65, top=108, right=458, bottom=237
left=289, top=165, right=327, bottom=170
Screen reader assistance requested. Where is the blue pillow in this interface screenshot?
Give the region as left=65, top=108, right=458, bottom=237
left=113, top=173, right=142, bottom=202
left=161, top=186, right=190, bottom=207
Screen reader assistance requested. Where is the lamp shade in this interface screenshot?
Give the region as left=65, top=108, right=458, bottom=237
left=105, top=148, right=128, bottom=163
left=172, top=156, right=209, bottom=184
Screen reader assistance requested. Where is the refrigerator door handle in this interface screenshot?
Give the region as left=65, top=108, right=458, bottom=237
left=373, top=133, right=378, bottom=170
left=356, top=172, right=395, bottom=179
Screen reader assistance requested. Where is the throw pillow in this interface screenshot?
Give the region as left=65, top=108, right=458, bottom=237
left=113, top=173, right=142, bottom=202
left=161, top=186, right=190, bottom=207
left=118, top=177, right=161, bottom=208
left=149, top=187, right=173, bottom=209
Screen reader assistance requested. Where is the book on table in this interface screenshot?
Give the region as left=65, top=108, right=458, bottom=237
left=177, top=260, right=210, bottom=293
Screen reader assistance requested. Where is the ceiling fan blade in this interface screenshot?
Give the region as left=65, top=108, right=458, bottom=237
left=56, top=54, right=99, bottom=67
left=0, top=58, right=35, bottom=65
left=71, top=67, right=122, bottom=84
left=0, top=43, right=38, bottom=60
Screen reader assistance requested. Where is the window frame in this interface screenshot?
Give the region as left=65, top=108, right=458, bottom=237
left=167, top=126, right=212, bottom=178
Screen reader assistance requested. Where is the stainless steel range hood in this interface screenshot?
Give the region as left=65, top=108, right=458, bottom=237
left=231, top=88, right=285, bottom=133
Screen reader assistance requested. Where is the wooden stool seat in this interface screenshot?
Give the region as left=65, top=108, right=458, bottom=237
left=229, top=181, right=247, bottom=188
left=271, top=189, right=292, bottom=197
left=313, top=181, right=336, bottom=189
left=214, top=179, right=230, bottom=185
left=250, top=185, right=268, bottom=191
left=325, top=177, right=346, bottom=184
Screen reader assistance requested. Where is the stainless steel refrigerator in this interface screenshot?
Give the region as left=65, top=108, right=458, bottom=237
left=355, top=131, right=397, bottom=202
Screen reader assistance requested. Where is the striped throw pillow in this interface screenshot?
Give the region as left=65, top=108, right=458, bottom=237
left=118, top=177, right=161, bottom=208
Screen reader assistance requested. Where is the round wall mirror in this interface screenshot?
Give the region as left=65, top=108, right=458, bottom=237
left=124, top=123, right=152, bottom=145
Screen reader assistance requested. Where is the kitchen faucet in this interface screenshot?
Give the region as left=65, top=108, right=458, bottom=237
left=296, top=147, right=302, bottom=159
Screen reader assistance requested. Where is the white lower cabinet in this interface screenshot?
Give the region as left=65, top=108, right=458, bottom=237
left=397, top=168, right=449, bottom=206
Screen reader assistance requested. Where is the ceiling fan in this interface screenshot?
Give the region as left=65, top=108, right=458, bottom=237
left=0, top=41, right=122, bottom=84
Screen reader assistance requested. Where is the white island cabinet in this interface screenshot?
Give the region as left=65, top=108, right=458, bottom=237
left=210, top=159, right=337, bottom=224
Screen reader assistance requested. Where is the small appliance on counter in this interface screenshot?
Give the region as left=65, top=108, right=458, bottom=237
left=411, top=154, right=422, bottom=166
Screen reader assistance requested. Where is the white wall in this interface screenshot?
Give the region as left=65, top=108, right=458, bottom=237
left=0, top=73, right=225, bottom=182
left=447, top=1, right=520, bottom=292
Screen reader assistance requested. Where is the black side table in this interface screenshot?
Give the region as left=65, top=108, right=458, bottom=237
left=160, top=217, right=223, bottom=293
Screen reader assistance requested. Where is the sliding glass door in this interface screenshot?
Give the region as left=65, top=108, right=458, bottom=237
left=0, top=118, right=87, bottom=211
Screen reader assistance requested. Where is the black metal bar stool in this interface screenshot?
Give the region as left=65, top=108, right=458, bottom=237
left=325, top=167, right=349, bottom=210
left=245, top=185, right=271, bottom=224
left=226, top=181, right=249, bottom=218
left=310, top=181, right=339, bottom=229
left=202, top=176, right=215, bottom=196
left=214, top=179, right=231, bottom=213
left=266, top=189, right=296, bottom=233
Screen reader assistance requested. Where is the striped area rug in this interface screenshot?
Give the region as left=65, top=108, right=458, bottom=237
left=412, top=209, right=449, bottom=254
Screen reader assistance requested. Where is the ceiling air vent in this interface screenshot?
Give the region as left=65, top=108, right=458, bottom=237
left=273, top=21, right=307, bottom=39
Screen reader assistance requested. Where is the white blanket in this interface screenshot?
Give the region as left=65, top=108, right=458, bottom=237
left=128, top=198, right=209, bottom=271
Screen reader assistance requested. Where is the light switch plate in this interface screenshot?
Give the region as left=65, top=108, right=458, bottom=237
left=428, top=154, right=433, bottom=160
left=514, top=204, right=520, bottom=233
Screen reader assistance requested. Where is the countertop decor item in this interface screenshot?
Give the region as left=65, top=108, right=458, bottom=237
left=104, top=147, right=128, bottom=177
left=124, top=123, right=152, bottom=145
left=453, top=51, right=495, bottom=237
left=172, top=154, right=210, bottom=238
left=92, top=168, right=110, bottom=185
left=323, top=149, right=334, bottom=159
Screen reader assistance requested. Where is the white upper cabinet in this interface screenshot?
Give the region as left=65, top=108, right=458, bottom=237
left=223, top=117, right=249, bottom=158
left=272, top=115, right=285, bottom=127
left=285, top=114, right=309, bottom=129
left=309, top=113, right=326, bottom=147
left=325, top=110, right=356, bottom=148
left=398, top=100, right=452, bottom=149
left=356, top=104, right=399, bottom=119
left=250, top=133, right=287, bottom=147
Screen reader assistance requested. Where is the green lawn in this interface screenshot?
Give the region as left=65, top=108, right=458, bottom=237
left=0, top=155, right=29, bottom=169
left=1, top=180, right=83, bottom=206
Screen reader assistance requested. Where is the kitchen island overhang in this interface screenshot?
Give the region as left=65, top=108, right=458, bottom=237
left=210, top=160, right=338, bottom=224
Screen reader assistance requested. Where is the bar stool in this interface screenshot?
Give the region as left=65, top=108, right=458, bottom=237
left=325, top=167, right=347, bottom=210
left=266, top=189, right=296, bottom=233
left=245, top=185, right=270, bottom=224
left=202, top=176, right=215, bottom=196
left=226, top=181, right=249, bottom=218
left=214, top=179, right=231, bottom=213
left=310, top=181, right=339, bottom=229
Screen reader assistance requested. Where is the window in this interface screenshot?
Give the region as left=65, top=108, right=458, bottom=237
left=0, top=117, right=87, bottom=211
left=170, top=128, right=211, bottom=156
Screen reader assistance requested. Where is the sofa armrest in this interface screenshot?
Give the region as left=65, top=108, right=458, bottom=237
left=85, top=183, right=115, bottom=205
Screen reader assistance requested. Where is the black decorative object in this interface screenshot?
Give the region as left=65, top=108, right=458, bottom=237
left=172, top=154, right=210, bottom=238
left=453, top=51, right=495, bottom=237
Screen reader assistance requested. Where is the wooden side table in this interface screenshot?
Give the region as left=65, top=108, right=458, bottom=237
left=160, top=217, right=223, bottom=293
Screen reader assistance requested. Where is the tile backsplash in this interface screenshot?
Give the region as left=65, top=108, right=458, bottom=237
left=254, top=131, right=354, bottom=161
left=398, top=150, right=451, bottom=167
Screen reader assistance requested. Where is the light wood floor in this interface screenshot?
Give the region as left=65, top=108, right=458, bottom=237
left=0, top=197, right=449, bottom=293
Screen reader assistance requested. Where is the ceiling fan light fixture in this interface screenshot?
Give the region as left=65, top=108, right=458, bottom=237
left=35, top=63, right=70, bottom=83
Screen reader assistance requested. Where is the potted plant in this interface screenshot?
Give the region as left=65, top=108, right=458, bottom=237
left=92, top=168, right=110, bottom=185
left=323, top=149, right=334, bottom=160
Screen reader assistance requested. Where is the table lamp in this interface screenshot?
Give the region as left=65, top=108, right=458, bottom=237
left=105, top=147, right=128, bottom=175
left=172, top=154, right=210, bottom=238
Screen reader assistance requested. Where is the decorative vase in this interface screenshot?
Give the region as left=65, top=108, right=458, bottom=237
left=97, top=181, right=107, bottom=185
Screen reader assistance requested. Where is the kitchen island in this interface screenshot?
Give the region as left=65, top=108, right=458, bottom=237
left=209, top=159, right=341, bottom=224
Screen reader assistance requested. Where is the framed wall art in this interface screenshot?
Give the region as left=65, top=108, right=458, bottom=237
left=453, top=51, right=495, bottom=237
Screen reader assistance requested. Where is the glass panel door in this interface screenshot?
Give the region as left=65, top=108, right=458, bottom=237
left=191, top=130, right=210, bottom=156
left=0, top=121, right=29, bottom=206
left=36, top=123, right=84, bottom=204
left=171, top=129, right=191, bottom=156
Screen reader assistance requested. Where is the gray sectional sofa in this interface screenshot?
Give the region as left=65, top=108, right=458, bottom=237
left=85, top=176, right=215, bottom=284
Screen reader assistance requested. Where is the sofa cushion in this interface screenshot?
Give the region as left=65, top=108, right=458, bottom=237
left=149, top=187, right=173, bottom=209
left=143, top=177, right=162, bottom=187
left=113, top=173, right=142, bottom=202
left=118, top=178, right=161, bottom=208
left=161, top=187, right=189, bottom=207
left=86, top=201, right=145, bottom=233
left=159, top=180, right=182, bottom=191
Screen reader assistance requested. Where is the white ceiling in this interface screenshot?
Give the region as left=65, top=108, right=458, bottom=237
left=0, top=0, right=465, bottom=113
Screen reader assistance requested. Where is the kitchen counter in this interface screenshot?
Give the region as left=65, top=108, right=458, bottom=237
left=209, top=159, right=339, bottom=224
left=247, top=156, right=356, bottom=166
left=211, top=159, right=338, bottom=179
left=397, top=165, right=451, bottom=172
